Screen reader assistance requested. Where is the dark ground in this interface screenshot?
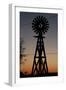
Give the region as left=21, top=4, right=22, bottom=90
left=20, top=72, right=58, bottom=78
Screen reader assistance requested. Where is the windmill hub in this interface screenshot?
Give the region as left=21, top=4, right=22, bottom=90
left=38, top=23, right=43, bottom=29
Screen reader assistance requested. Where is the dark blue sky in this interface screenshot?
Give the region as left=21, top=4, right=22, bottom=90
left=20, top=12, right=58, bottom=54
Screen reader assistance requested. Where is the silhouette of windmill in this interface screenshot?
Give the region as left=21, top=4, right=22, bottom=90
left=32, top=16, right=49, bottom=76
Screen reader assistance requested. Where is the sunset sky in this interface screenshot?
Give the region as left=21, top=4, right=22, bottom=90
left=20, top=12, right=58, bottom=75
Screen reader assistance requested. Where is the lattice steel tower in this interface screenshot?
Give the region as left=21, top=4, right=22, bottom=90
left=32, top=16, right=49, bottom=76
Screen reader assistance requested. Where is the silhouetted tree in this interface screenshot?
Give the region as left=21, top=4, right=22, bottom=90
left=20, top=38, right=26, bottom=64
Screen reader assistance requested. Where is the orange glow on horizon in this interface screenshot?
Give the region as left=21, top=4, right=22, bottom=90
left=20, top=53, right=58, bottom=74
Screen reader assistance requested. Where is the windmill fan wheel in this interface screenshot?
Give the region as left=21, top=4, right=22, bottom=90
left=32, top=16, right=49, bottom=35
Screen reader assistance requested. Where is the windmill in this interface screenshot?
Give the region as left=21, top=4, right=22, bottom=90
left=32, top=16, right=49, bottom=76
